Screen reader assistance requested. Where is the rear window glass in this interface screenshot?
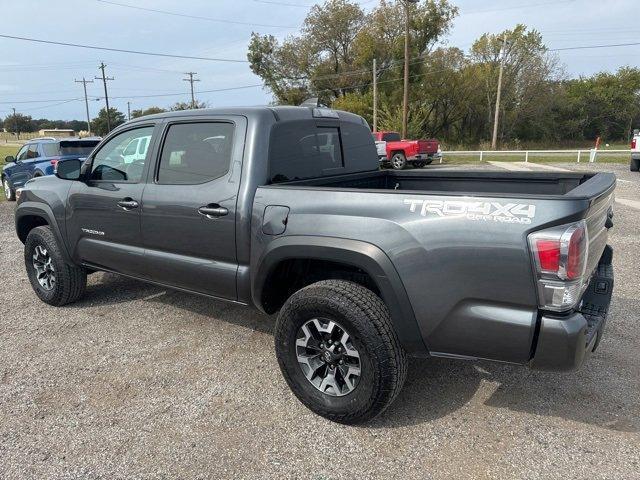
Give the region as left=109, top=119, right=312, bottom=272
left=269, top=122, right=345, bottom=183
left=382, top=132, right=401, bottom=142
left=42, top=141, right=99, bottom=157
left=269, top=119, right=376, bottom=183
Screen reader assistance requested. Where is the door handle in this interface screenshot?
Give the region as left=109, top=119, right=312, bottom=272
left=198, top=205, right=228, bottom=218
left=117, top=198, right=139, bottom=210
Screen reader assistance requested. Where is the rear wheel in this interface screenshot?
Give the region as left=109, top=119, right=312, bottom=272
left=414, top=161, right=426, bottom=168
left=274, top=280, right=407, bottom=424
left=391, top=152, right=407, bottom=170
left=631, top=157, right=640, bottom=172
left=3, top=178, right=15, bottom=201
left=25, top=226, right=87, bottom=306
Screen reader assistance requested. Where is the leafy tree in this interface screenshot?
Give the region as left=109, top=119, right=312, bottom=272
left=170, top=101, right=207, bottom=111
left=3, top=113, right=35, bottom=134
left=248, top=0, right=458, bottom=105
left=131, top=106, right=167, bottom=119
left=91, top=107, right=125, bottom=136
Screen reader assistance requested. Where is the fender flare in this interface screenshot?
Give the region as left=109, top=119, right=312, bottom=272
left=252, top=236, right=428, bottom=355
left=15, top=201, right=73, bottom=264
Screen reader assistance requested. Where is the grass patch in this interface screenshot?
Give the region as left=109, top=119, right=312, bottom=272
left=440, top=152, right=628, bottom=165
left=0, top=144, right=19, bottom=159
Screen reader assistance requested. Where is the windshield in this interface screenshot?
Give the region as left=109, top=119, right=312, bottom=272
left=42, top=140, right=99, bottom=157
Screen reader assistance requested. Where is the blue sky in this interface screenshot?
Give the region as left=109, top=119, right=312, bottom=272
left=0, top=0, right=636, bottom=120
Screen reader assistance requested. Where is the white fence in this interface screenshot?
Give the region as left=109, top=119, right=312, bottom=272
left=440, top=149, right=631, bottom=163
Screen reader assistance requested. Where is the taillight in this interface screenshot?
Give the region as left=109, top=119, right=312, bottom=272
left=528, top=221, right=589, bottom=311
left=632, top=138, right=637, bottom=149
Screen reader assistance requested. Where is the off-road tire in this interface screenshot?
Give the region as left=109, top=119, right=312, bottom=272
left=391, top=152, right=407, bottom=170
left=3, top=177, right=15, bottom=201
left=25, top=226, right=87, bottom=306
left=631, top=157, right=640, bottom=172
left=274, top=280, right=408, bottom=424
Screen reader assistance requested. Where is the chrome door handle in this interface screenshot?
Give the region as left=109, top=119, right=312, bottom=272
left=198, top=205, right=228, bottom=218
left=117, top=199, right=139, bottom=210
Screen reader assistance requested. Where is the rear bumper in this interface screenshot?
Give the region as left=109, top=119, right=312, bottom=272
left=530, top=246, right=614, bottom=371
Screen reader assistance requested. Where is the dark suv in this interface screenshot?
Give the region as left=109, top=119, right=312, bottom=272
left=2, top=137, right=100, bottom=201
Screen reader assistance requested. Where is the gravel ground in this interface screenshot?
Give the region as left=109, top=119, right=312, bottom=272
left=1, top=163, right=639, bottom=479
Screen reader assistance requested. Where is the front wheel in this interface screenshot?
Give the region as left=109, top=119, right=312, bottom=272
left=25, top=226, right=87, bottom=306
left=3, top=178, right=15, bottom=201
left=391, top=153, right=407, bottom=170
left=274, top=280, right=408, bottom=424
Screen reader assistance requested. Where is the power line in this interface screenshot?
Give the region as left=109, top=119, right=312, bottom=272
left=95, top=0, right=296, bottom=29
left=0, top=34, right=249, bottom=63
left=549, top=41, right=640, bottom=52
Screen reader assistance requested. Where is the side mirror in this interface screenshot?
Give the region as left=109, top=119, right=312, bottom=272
left=56, top=159, right=82, bottom=180
left=5, top=155, right=15, bottom=163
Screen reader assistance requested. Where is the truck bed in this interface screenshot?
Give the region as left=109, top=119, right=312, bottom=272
left=280, top=169, right=609, bottom=198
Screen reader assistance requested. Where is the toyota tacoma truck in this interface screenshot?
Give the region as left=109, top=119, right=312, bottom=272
left=373, top=130, right=440, bottom=169
left=15, top=106, right=615, bottom=424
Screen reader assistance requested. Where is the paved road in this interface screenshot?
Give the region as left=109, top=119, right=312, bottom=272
left=1, top=164, right=639, bottom=479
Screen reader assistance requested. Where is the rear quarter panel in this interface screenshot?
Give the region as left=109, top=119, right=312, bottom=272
left=252, top=186, right=593, bottom=363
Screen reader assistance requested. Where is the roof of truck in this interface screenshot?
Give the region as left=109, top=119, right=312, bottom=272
left=125, top=105, right=368, bottom=126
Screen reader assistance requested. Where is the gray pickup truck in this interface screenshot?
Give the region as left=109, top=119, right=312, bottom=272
left=15, top=106, right=615, bottom=423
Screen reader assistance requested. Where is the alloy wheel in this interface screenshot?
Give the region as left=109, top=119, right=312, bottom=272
left=3, top=180, right=10, bottom=200
left=295, top=318, right=362, bottom=397
left=32, top=245, right=56, bottom=291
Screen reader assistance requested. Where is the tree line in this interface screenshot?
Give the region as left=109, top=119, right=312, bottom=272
left=1, top=101, right=206, bottom=137
left=248, top=0, right=640, bottom=147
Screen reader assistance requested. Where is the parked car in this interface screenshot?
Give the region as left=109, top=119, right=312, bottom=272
left=373, top=131, right=440, bottom=169
left=630, top=129, right=640, bottom=171
left=15, top=107, right=615, bottom=424
left=2, top=137, right=100, bottom=201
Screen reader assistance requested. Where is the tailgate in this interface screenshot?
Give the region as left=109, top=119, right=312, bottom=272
left=418, top=139, right=438, bottom=154
left=567, top=173, right=615, bottom=277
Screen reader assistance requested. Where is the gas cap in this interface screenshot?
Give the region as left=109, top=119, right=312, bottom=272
left=262, top=205, right=290, bottom=235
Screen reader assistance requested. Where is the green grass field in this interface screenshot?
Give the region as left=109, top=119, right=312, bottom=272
left=0, top=144, right=19, bottom=159
left=440, top=151, right=628, bottom=165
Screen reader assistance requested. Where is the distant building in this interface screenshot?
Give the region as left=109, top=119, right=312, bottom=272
left=38, top=128, right=76, bottom=137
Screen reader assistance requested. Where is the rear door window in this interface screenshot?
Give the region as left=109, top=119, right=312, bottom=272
left=156, top=122, right=235, bottom=185
left=42, top=143, right=60, bottom=157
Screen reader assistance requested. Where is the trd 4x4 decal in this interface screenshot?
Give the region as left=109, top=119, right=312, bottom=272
left=404, top=198, right=536, bottom=224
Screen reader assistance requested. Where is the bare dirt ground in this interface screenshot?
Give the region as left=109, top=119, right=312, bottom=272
left=1, top=163, right=638, bottom=479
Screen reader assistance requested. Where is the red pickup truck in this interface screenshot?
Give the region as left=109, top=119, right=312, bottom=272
left=373, top=131, right=441, bottom=169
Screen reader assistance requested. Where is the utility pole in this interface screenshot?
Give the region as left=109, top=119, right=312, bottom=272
left=372, top=58, right=378, bottom=133
left=12, top=107, right=18, bottom=140
left=95, top=62, right=114, bottom=132
left=491, top=33, right=508, bottom=150
left=75, top=77, right=94, bottom=135
left=183, top=72, right=200, bottom=109
left=127, top=101, right=131, bottom=121
left=402, top=0, right=419, bottom=139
